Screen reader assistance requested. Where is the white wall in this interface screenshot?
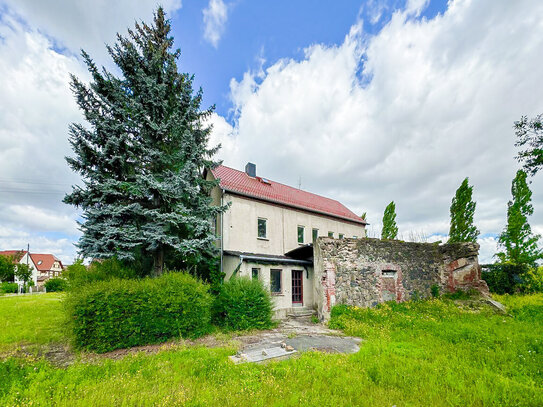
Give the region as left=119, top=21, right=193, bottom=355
left=220, top=193, right=365, bottom=256
left=14, top=253, right=38, bottom=286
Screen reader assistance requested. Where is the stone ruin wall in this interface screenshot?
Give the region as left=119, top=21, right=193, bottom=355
left=313, top=237, right=489, bottom=321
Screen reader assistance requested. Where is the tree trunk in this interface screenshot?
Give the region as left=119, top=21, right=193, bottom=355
left=153, top=246, right=165, bottom=276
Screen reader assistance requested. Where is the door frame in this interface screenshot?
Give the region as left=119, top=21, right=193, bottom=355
left=291, top=269, right=303, bottom=305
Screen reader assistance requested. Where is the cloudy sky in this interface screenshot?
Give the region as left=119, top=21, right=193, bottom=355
left=0, top=0, right=542, bottom=264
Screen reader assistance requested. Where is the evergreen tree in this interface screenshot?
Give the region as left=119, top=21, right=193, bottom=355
left=496, top=170, right=542, bottom=267
left=448, top=177, right=479, bottom=243
left=64, top=8, right=227, bottom=275
left=381, top=201, right=398, bottom=240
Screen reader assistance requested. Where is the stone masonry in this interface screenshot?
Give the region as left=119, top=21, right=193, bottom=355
left=313, top=237, right=489, bottom=321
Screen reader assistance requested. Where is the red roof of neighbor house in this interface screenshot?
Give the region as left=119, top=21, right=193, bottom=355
left=29, top=254, right=63, bottom=272
left=211, top=165, right=366, bottom=225
left=0, top=251, right=63, bottom=271
left=0, top=250, right=27, bottom=262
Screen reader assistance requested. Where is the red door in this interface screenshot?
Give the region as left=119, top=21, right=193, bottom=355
left=292, top=270, right=303, bottom=304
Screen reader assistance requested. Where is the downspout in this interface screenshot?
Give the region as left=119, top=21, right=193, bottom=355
left=220, top=189, right=225, bottom=278
left=232, top=255, right=244, bottom=277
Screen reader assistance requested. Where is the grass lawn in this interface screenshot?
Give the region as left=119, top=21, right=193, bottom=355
left=0, top=293, right=542, bottom=406
left=0, top=293, right=66, bottom=353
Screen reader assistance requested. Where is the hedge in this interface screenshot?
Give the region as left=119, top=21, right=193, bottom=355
left=213, top=277, right=273, bottom=331
left=45, top=278, right=68, bottom=292
left=0, top=282, right=18, bottom=293
left=65, top=272, right=212, bottom=352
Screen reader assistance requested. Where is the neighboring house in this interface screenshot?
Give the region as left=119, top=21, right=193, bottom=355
left=0, top=250, right=64, bottom=288
left=30, top=254, right=64, bottom=287
left=206, top=163, right=367, bottom=317
left=0, top=250, right=39, bottom=287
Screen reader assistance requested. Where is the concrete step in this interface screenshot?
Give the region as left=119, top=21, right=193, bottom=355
left=287, top=307, right=317, bottom=318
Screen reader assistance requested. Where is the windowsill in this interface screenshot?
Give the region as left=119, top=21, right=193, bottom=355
left=257, top=237, right=269, bottom=241
left=271, top=292, right=284, bottom=296
left=298, top=243, right=305, bottom=246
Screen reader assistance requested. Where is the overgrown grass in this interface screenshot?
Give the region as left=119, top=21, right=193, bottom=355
left=0, top=293, right=66, bottom=352
left=0, top=293, right=542, bottom=406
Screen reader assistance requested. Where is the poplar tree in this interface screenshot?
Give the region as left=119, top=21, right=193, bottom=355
left=381, top=201, right=398, bottom=240
left=496, top=170, right=542, bottom=267
left=64, top=8, right=227, bottom=275
left=448, top=177, right=479, bottom=243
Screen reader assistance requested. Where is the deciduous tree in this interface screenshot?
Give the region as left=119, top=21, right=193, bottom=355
left=496, top=170, right=542, bottom=267
left=381, top=201, right=398, bottom=240
left=515, top=114, right=543, bottom=176
left=448, top=177, right=479, bottom=243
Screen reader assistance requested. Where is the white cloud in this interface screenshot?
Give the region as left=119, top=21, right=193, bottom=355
left=1, top=0, right=183, bottom=61
left=210, top=0, right=543, bottom=260
left=202, top=0, right=229, bottom=48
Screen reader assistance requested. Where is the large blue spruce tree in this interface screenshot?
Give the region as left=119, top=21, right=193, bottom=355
left=64, top=8, right=227, bottom=275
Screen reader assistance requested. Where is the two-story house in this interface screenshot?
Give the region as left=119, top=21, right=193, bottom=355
left=206, top=163, right=366, bottom=317
left=0, top=250, right=64, bottom=288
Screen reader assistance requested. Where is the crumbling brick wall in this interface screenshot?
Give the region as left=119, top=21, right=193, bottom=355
left=313, top=237, right=489, bottom=321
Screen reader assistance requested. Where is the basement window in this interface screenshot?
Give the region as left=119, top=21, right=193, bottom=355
left=312, top=228, right=319, bottom=242
left=252, top=268, right=260, bottom=280
left=270, top=269, right=282, bottom=294
left=257, top=218, right=267, bottom=239
left=328, top=231, right=334, bottom=238
left=382, top=270, right=397, bottom=278
left=339, top=234, right=344, bottom=239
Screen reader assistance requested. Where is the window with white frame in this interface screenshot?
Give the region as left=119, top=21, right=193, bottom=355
left=257, top=218, right=267, bottom=239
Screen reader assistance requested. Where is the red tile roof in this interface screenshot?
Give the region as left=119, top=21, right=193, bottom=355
left=0, top=250, right=27, bottom=263
left=29, top=254, right=63, bottom=272
left=0, top=251, right=63, bottom=271
left=211, top=165, right=366, bottom=224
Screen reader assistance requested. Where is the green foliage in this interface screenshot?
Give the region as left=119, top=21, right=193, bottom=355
left=63, top=258, right=138, bottom=288
left=0, top=254, right=16, bottom=282
left=1, top=294, right=543, bottom=405
left=0, top=282, right=18, bottom=293
left=65, top=272, right=212, bottom=352
left=14, top=263, right=32, bottom=286
left=496, top=170, right=542, bottom=267
left=481, top=263, right=527, bottom=294
left=519, top=266, right=543, bottom=293
left=515, top=114, right=543, bottom=176
left=213, top=277, right=273, bottom=331
left=430, top=284, right=440, bottom=298
left=44, top=278, right=68, bottom=292
left=63, top=7, right=227, bottom=273
left=448, top=177, right=479, bottom=243
left=381, top=201, right=398, bottom=240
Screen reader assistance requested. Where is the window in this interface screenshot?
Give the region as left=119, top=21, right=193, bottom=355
left=312, top=228, right=319, bottom=242
left=353, top=236, right=358, bottom=239
left=339, top=233, right=344, bottom=239
left=297, top=226, right=305, bottom=244
left=382, top=270, right=397, bottom=278
left=257, top=218, right=267, bottom=239
left=252, top=268, right=260, bottom=280
left=270, top=269, right=282, bottom=294
left=328, top=231, right=334, bottom=238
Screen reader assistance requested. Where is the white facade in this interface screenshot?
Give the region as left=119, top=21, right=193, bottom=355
left=208, top=167, right=366, bottom=317
left=14, top=252, right=39, bottom=287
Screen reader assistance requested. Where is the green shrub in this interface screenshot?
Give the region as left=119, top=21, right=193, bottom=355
left=44, top=278, right=68, bottom=292
left=481, top=263, right=528, bottom=294
left=0, top=282, right=18, bottom=293
left=213, top=277, right=273, bottom=331
left=65, top=272, right=212, bottom=352
left=431, top=284, right=440, bottom=298
left=64, top=258, right=138, bottom=289
left=518, top=267, right=543, bottom=293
